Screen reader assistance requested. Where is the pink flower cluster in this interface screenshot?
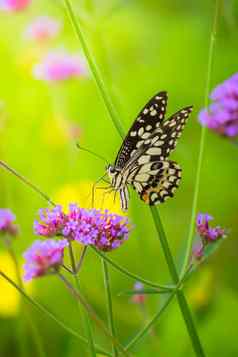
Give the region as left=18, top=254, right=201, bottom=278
left=34, top=204, right=130, bottom=252
left=0, top=208, right=19, bottom=236
left=192, top=213, right=226, bottom=261
left=24, top=16, right=61, bottom=42
left=33, top=50, right=88, bottom=81
left=23, top=239, right=69, bottom=281
left=0, top=0, right=31, bottom=11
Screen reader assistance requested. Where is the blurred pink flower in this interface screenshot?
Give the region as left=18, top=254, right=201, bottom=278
left=0, top=0, right=31, bottom=11
left=33, top=50, right=88, bottom=82
left=24, top=16, right=61, bottom=42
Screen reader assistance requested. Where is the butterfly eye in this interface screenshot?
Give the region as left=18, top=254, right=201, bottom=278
left=109, top=166, right=116, bottom=174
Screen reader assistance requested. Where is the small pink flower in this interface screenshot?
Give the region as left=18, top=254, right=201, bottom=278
left=23, top=239, right=69, bottom=281
left=33, top=50, right=88, bottom=82
left=0, top=209, right=19, bottom=236
left=0, top=0, right=31, bottom=11
left=131, top=282, right=146, bottom=304
left=24, top=16, right=61, bottom=42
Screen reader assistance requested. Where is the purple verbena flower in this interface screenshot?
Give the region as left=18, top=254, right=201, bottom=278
left=198, top=73, right=238, bottom=138
left=24, top=16, right=61, bottom=42
left=34, top=205, right=66, bottom=237
left=192, top=213, right=226, bottom=262
left=0, top=0, right=31, bottom=11
left=196, top=213, right=225, bottom=242
left=63, top=204, right=130, bottom=251
left=0, top=209, right=19, bottom=236
left=33, top=50, right=88, bottom=81
left=34, top=204, right=131, bottom=252
left=23, top=239, right=68, bottom=281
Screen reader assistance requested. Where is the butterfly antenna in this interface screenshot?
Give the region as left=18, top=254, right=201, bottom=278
left=76, top=143, right=109, bottom=165
left=0, top=160, right=56, bottom=207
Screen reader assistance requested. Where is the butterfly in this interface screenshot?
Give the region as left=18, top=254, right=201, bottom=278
left=106, top=91, right=193, bottom=211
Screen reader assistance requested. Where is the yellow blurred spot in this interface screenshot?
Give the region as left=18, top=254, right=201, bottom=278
left=18, top=46, right=45, bottom=75
left=42, top=116, right=82, bottom=148
left=188, top=268, right=215, bottom=310
left=54, top=181, right=125, bottom=216
left=0, top=252, right=33, bottom=317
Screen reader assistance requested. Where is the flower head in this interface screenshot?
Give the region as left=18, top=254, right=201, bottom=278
left=131, top=282, right=146, bottom=304
left=192, top=213, right=226, bottom=262
left=33, top=50, right=88, bottom=81
left=34, top=205, right=66, bottom=237
left=0, top=209, right=19, bottom=236
left=24, top=16, right=61, bottom=42
left=196, top=213, right=225, bottom=242
left=63, top=204, right=130, bottom=251
left=34, top=204, right=131, bottom=252
left=23, top=239, right=68, bottom=281
left=0, top=0, right=31, bottom=11
left=199, top=73, right=238, bottom=138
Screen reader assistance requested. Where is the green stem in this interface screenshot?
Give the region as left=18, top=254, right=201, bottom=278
left=102, top=258, right=118, bottom=357
left=125, top=292, right=175, bottom=351
left=63, top=1, right=205, bottom=355
left=4, top=239, right=46, bottom=357
left=57, top=272, right=130, bottom=357
left=125, top=264, right=194, bottom=350
left=68, top=241, right=97, bottom=357
left=92, top=246, right=174, bottom=291
left=151, top=208, right=205, bottom=357
left=0, top=271, right=110, bottom=356
left=0, top=160, right=55, bottom=206
left=180, top=0, right=221, bottom=277
left=63, top=0, right=125, bottom=138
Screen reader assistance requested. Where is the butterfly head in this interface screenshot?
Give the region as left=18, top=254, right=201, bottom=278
left=106, top=164, right=121, bottom=184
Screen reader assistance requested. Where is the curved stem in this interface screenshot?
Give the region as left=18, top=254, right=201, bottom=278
left=68, top=241, right=97, bottom=357
left=92, top=246, right=174, bottom=291
left=102, top=259, right=118, bottom=357
left=180, top=0, right=221, bottom=277
left=4, top=239, right=46, bottom=357
left=0, top=271, right=111, bottom=356
left=0, top=161, right=55, bottom=207
left=57, top=272, right=131, bottom=357
left=63, top=0, right=125, bottom=138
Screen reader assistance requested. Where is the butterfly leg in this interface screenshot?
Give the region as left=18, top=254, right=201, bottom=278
left=91, top=173, right=109, bottom=208
left=100, top=188, right=114, bottom=210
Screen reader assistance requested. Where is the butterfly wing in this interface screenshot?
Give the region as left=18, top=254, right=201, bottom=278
left=114, top=91, right=168, bottom=168
left=122, top=105, right=193, bottom=170
left=130, top=160, right=182, bottom=205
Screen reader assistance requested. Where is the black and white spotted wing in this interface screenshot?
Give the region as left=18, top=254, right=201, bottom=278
left=114, top=91, right=168, bottom=168
left=129, top=160, right=182, bottom=205
left=121, top=106, right=193, bottom=169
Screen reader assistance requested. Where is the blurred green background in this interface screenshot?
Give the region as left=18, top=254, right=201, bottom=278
left=0, top=0, right=238, bottom=356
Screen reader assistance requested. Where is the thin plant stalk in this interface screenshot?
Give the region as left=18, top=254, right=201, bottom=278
left=62, top=3, right=205, bottom=355
left=57, top=272, right=131, bottom=357
left=4, top=238, right=46, bottom=357
left=151, top=208, right=205, bottom=357
left=68, top=241, right=97, bottom=357
left=125, top=264, right=193, bottom=351
left=0, top=161, right=55, bottom=206
left=91, top=246, right=174, bottom=291
left=180, top=0, right=221, bottom=277
left=102, top=258, right=118, bottom=357
left=125, top=292, right=175, bottom=351
left=63, top=0, right=125, bottom=139
left=0, top=270, right=111, bottom=356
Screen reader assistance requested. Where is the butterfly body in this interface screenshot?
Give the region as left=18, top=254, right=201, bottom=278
left=106, top=92, right=193, bottom=211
